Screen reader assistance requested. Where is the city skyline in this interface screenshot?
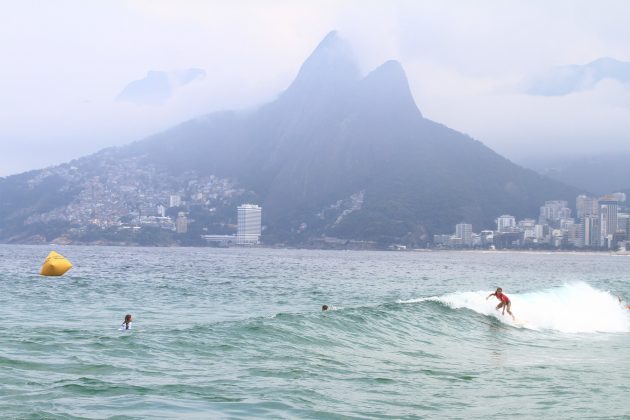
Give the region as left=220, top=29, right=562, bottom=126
left=435, top=192, right=630, bottom=250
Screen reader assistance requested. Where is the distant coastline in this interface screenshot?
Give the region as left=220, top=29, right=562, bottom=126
left=2, top=241, right=627, bottom=257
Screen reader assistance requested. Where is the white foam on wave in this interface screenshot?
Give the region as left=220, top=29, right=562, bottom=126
left=401, top=282, right=630, bottom=333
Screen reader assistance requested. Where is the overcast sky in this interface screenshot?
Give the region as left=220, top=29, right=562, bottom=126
left=1, top=0, right=629, bottom=176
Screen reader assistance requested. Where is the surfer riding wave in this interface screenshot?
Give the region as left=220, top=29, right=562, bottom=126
left=402, top=283, right=629, bottom=333
left=487, top=287, right=515, bottom=321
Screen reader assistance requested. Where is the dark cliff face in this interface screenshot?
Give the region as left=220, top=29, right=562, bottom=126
left=0, top=31, right=582, bottom=246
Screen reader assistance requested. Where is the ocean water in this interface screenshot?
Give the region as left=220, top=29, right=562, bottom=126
left=1, top=245, right=629, bottom=419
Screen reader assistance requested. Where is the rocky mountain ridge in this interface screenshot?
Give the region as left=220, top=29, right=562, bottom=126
left=0, top=31, right=582, bottom=247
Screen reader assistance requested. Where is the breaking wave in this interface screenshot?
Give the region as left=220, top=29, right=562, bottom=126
left=400, top=282, right=630, bottom=333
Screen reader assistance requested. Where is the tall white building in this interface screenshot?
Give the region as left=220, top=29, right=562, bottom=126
left=534, top=224, right=547, bottom=242
left=175, top=212, right=188, bottom=233
left=599, top=196, right=618, bottom=248
left=576, top=195, right=598, bottom=219
left=618, top=213, right=630, bottom=236
left=582, top=215, right=599, bottom=247
left=237, top=204, right=262, bottom=245
left=519, top=219, right=536, bottom=241
left=169, top=195, right=181, bottom=208
left=564, top=220, right=581, bottom=247
left=496, top=215, right=516, bottom=232
left=539, top=200, right=571, bottom=227
left=455, top=223, right=473, bottom=246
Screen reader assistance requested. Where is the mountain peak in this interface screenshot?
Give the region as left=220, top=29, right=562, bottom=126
left=367, top=60, right=407, bottom=83
left=307, top=31, right=355, bottom=68
left=317, top=30, right=342, bottom=48
left=282, top=31, right=360, bottom=100
left=356, top=59, right=422, bottom=118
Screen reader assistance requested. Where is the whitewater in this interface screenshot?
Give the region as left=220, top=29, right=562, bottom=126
left=402, top=282, right=630, bottom=333
left=1, top=245, right=629, bottom=418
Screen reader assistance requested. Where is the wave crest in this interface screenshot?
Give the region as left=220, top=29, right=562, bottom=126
left=401, top=282, right=629, bottom=333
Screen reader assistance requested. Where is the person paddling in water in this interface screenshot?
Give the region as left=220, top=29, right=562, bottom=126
left=120, top=314, right=132, bottom=331
left=486, top=288, right=515, bottom=321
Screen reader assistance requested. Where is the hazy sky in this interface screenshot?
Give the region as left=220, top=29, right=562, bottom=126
left=1, top=0, right=630, bottom=176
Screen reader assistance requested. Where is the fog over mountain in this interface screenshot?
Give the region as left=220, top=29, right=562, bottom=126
left=117, top=68, right=206, bottom=105
left=0, top=32, right=581, bottom=246
left=521, top=153, right=630, bottom=195
left=523, top=57, right=630, bottom=96
left=2, top=1, right=630, bottom=176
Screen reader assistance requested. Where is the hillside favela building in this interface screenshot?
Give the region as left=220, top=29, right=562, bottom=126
left=434, top=193, right=630, bottom=250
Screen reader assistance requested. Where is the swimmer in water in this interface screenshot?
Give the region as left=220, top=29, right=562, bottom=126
left=120, top=314, right=132, bottom=330
left=322, top=305, right=329, bottom=311
left=486, top=288, right=515, bottom=321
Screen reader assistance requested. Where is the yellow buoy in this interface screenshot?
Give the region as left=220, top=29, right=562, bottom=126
left=40, top=251, right=73, bottom=276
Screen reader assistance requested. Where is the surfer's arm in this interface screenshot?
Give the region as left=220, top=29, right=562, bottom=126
left=486, top=293, right=495, bottom=300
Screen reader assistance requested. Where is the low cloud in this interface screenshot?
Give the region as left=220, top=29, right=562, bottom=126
left=521, top=57, right=630, bottom=96
left=2, top=1, right=630, bottom=175
left=116, top=68, right=206, bottom=105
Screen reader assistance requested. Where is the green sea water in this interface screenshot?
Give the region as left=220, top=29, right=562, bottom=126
left=1, top=245, right=629, bottom=418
